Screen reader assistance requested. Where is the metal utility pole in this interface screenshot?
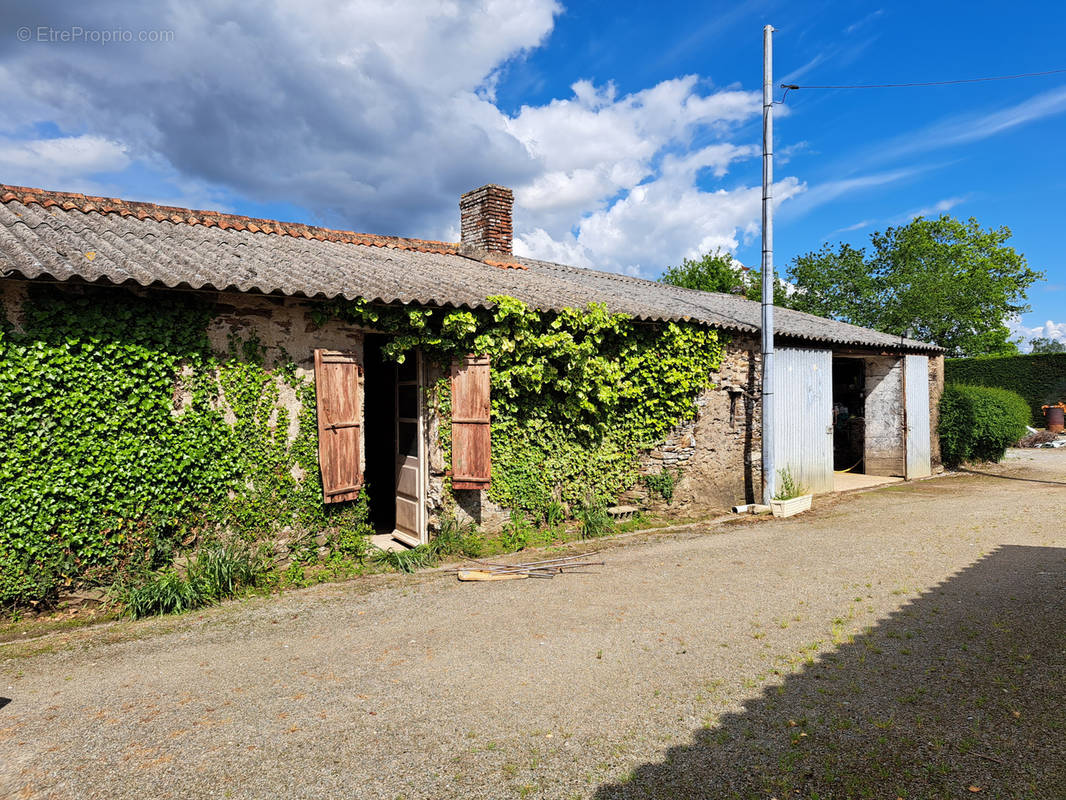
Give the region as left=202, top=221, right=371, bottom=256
left=760, top=24, right=776, bottom=504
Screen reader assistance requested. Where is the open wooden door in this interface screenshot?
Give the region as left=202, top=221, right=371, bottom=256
left=392, top=352, right=426, bottom=546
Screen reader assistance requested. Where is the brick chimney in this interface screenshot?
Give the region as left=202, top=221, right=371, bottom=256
left=460, top=184, right=513, bottom=255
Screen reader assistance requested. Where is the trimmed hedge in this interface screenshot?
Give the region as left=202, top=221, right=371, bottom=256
left=945, top=353, right=1066, bottom=425
left=938, top=384, right=1031, bottom=467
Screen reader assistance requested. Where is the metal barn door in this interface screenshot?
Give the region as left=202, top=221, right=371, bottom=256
left=904, top=354, right=931, bottom=479
left=393, top=352, right=426, bottom=546
left=773, top=347, right=834, bottom=494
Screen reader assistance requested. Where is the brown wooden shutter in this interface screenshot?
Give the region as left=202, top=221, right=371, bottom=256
left=450, top=354, right=491, bottom=490
left=314, top=349, right=363, bottom=504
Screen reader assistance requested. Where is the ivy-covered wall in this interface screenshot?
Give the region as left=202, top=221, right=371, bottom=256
left=945, top=353, right=1066, bottom=424
left=0, top=279, right=729, bottom=606
left=326, top=295, right=727, bottom=527
left=0, top=282, right=372, bottom=606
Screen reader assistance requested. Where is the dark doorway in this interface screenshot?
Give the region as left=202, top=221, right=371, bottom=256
left=363, top=335, right=397, bottom=533
left=832, top=357, right=865, bottom=472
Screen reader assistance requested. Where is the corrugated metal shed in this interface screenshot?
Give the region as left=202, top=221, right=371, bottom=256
left=0, top=187, right=939, bottom=352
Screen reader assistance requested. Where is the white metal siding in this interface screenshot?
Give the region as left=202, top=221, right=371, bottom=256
left=905, top=354, right=931, bottom=479
left=773, top=347, right=834, bottom=494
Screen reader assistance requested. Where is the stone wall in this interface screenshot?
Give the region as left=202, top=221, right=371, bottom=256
left=630, top=333, right=763, bottom=513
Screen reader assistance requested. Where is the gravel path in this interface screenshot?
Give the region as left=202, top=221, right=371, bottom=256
left=3, top=450, right=1064, bottom=799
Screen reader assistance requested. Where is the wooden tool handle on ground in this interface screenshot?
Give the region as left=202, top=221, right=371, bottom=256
left=457, top=570, right=529, bottom=582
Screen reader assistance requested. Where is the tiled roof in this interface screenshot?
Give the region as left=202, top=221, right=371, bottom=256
left=0, top=183, right=938, bottom=351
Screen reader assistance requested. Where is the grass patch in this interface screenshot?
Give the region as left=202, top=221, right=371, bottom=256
left=118, top=543, right=268, bottom=618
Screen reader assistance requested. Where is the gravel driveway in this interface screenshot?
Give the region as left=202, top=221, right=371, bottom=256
left=3, top=450, right=1064, bottom=799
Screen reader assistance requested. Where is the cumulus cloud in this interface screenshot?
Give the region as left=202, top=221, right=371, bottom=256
left=1009, top=317, right=1066, bottom=351
left=1009, top=317, right=1066, bottom=350
left=0, top=0, right=797, bottom=276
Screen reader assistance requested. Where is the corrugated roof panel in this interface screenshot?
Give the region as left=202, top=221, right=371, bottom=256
left=0, top=196, right=939, bottom=351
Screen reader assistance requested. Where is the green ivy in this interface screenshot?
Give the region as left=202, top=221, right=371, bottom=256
left=2, top=285, right=723, bottom=607
left=331, top=295, right=724, bottom=516
left=0, top=286, right=368, bottom=607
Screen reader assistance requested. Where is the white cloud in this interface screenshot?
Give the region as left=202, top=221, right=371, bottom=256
left=0, top=0, right=799, bottom=277
left=844, top=9, right=884, bottom=35
left=1008, top=317, right=1066, bottom=351
left=875, top=86, right=1066, bottom=164
left=0, top=134, right=129, bottom=189
left=780, top=166, right=921, bottom=219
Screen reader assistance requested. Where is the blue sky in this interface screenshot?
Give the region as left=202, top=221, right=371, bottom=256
left=2, top=1, right=1063, bottom=346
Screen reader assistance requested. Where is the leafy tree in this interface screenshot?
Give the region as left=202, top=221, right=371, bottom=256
left=659, top=249, right=746, bottom=294
left=660, top=249, right=790, bottom=304
left=1029, top=337, right=1066, bottom=354
left=787, top=216, right=1043, bottom=357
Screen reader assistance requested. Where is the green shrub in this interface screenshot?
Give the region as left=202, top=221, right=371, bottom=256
left=544, top=500, right=566, bottom=528
left=945, top=353, right=1066, bottom=424
left=499, top=510, right=535, bottom=551
left=938, top=384, right=1031, bottom=466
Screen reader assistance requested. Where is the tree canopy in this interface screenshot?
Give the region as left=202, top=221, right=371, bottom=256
left=1029, top=337, right=1066, bottom=354
left=786, top=216, right=1042, bottom=357
left=659, top=249, right=789, bottom=304
left=659, top=249, right=746, bottom=294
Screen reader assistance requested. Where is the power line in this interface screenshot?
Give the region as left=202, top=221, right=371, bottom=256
left=781, top=67, right=1066, bottom=92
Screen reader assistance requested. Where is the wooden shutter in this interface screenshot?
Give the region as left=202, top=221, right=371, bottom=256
left=451, top=354, right=491, bottom=490
left=314, top=349, right=363, bottom=504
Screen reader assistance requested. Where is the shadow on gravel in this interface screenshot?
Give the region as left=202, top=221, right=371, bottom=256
left=595, top=545, right=1066, bottom=799
left=957, top=468, right=1066, bottom=486
left=0, top=697, right=10, bottom=711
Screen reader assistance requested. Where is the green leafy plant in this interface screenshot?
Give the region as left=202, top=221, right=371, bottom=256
left=543, top=500, right=566, bottom=528
left=119, top=542, right=267, bottom=618
left=0, top=285, right=371, bottom=609
left=499, top=510, right=535, bottom=551
left=428, top=514, right=483, bottom=559
left=938, top=384, right=1031, bottom=466
left=577, top=496, right=613, bottom=539
left=772, top=468, right=808, bottom=501
left=644, top=469, right=681, bottom=503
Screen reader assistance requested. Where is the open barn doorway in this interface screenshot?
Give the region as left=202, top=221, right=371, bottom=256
left=363, top=335, right=427, bottom=546
left=832, top=355, right=906, bottom=492
left=832, top=357, right=866, bottom=473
